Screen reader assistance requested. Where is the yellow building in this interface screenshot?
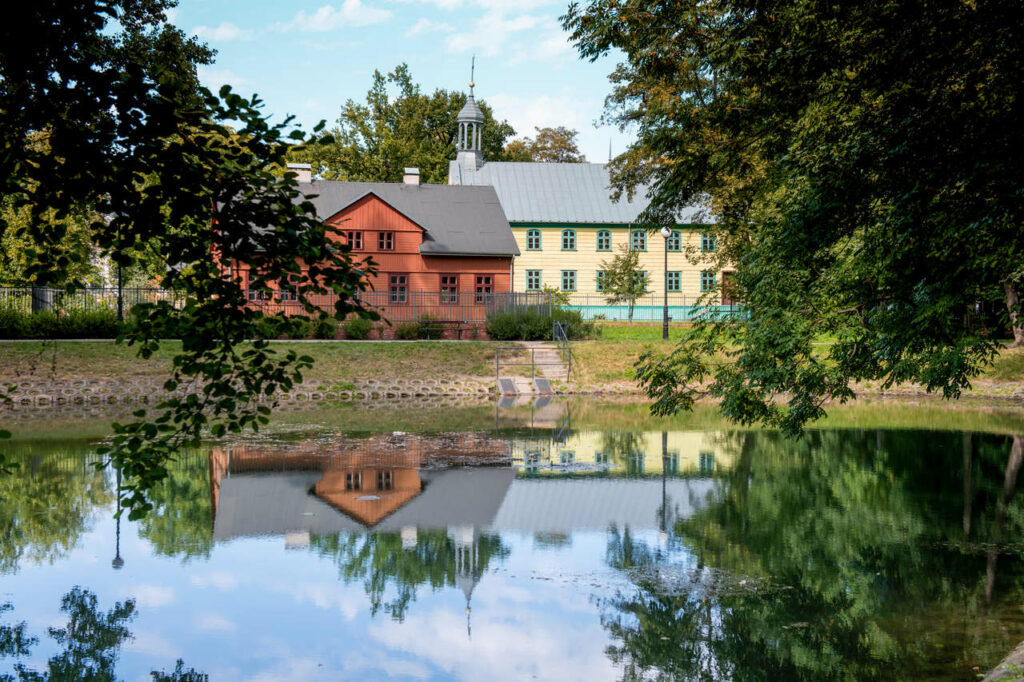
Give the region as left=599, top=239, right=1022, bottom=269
left=507, top=429, right=740, bottom=477
left=448, top=81, right=729, bottom=319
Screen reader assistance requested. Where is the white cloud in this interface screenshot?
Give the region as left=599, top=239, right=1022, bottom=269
left=412, top=0, right=557, bottom=9
left=510, top=29, right=572, bottom=63
left=279, top=1, right=393, bottom=31
left=129, top=585, right=175, bottom=608
left=193, top=21, right=254, bottom=41
left=445, top=11, right=541, bottom=57
left=194, top=613, right=238, bottom=633
left=190, top=570, right=247, bottom=591
left=486, top=92, right=590, bottom=138
left=367, top=605, right=616, bottom=682
left=477, top=0, right=558, bottom=9
left=405, top=17, right=455, bottom=37
left=288, top=582, right=362, bottom=621
left=125, top=630, right=181, bottom=658
left=197, top=67, right=251, bottom=89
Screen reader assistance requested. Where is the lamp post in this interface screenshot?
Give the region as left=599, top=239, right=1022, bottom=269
left=660, top=226, right=672, bottom=340
left=112, top=464, right=124, bottom=570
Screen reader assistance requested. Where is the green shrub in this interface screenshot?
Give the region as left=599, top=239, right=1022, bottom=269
left=486, top=306, right=596, bottom=341
left=394, top=322, right=420, bottom=340
left=343, top=317, right=373, bottom=340
left=417, top=314, right=439, bottom=339
left=313, top=318, right=336, bottom=340
left=287, top=318, right=313, bottom=339
left=0, top=308, right=122, bottom=339
left=254, top=317, right=281, bottom=339
left=0, top=308, right=26, bottom=338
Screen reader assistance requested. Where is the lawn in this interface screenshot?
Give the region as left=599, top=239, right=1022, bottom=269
left=574, top=331, right=1024, bottom=386
left=593, top=323, right=693, bottom=342
left=0, top=341, right=527, bottom=382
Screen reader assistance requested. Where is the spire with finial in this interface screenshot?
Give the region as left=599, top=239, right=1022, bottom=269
left=456, top=56, right=484, bottom=172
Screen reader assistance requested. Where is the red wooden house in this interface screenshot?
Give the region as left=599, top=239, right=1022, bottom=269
left=240, top=166, right=519, bottom=329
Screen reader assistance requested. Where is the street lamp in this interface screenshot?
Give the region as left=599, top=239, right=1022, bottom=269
left=660, top=226, right=672, bottom=340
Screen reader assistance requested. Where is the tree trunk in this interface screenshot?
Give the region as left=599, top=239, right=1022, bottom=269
left=986, top=434, right=1023, bottom=603
left=1004, top=282, right=1024, bottom=347
left=30, top=284, right=53, bottom=313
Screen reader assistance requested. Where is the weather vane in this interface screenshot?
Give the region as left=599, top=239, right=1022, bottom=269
left=469, top=55, right=475, bottom=93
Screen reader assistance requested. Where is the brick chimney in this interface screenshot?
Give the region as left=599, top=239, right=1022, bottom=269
left=286, top=162, right=312, bottom=183
left=403, top=167, right=420, bottom=185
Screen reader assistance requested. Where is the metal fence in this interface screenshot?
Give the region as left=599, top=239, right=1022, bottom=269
left=0, top=287, right=741, bottom=324
left=0, top=287, right=184, bottom=313
left=560, top=293, right=742, bottom=323
left=244, top=290, right=555, bottom=324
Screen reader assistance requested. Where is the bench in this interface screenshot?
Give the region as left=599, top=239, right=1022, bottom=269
left=419, top=320, right=471, bottom=340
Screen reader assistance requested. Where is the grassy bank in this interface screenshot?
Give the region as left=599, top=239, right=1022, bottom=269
left=576, top=325, right=1024, bottom=387
left=0, top=340, right=526, bottom=382
left=1, top=336, right=1020, bottom=394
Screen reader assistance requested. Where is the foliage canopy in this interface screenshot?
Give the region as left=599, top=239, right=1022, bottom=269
left=0, top=0, right=375, bottom=512
left=563, top=0, right=1024, bottom=433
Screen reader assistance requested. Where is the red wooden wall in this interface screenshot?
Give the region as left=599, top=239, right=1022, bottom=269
left=324, top=193, right=513, bottom=294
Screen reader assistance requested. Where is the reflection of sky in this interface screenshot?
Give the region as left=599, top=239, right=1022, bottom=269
left=2, top=502, right=696, bottom=681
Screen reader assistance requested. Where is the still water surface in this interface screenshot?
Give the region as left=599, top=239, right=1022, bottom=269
left=2, top=402, right=1024, bottom=681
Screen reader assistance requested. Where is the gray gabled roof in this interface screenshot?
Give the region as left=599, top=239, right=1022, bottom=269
left=297, top=180, right=519, bottom=257
left=448, top=161, right=710, bottom=225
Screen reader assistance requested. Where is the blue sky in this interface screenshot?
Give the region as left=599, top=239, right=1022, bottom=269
left=169, top=0, right=633, bottom=163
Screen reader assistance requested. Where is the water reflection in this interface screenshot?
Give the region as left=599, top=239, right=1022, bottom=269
left=1, top=415, right=1023, bottom=680
left=0, top=588, right=205, bottom=681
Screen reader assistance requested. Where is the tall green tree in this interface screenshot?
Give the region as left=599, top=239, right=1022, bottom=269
left=563, top=0, right=1024, bottom=433
left=292, top=64, right=520, bottom=184
left=0, top=0, right=214, bottom=290
left=502, top=126, right=587, bottom=163
left=1, top=1, right=375, bottom=516
left=600, top=245, right=647, bottom=323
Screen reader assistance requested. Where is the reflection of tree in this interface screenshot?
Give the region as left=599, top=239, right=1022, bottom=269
left=134, top=450, right=213, bottom=561
left=311, top=529, right=509, bottom=621
left=601, top=433, right=644, bottom=459
left=598, top=430, right=1024, bottom=681
left=0, top=587, right=205, bottom=681
left=0, top=446, right=112, bottom=573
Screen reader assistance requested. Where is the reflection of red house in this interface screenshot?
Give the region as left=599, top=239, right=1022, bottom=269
left=208, top=433, right=511, bottom=529
left=237, top=166, right=519, bottom=324
left=315, top=468, right=423, bottom=526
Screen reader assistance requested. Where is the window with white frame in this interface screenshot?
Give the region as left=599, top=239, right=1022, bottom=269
left=630, top=230, right=647, bottom=251
left=561, top=229, right=576, bottom=250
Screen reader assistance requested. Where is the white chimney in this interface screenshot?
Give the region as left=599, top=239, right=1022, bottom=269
left=286, top=162, right=312, bottom=183
left=403, top=167, right=420, bottom=185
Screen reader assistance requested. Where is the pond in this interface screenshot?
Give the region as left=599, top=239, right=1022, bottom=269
left=2, top=399, right=1024, bottom=681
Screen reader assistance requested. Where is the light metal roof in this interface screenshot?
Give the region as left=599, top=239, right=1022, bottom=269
left=449, top=161, right=710, bottom=225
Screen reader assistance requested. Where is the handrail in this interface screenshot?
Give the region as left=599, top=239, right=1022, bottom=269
left=495, top=345, right=565, bottom=383
left=552, top=321, right=572, bottom=381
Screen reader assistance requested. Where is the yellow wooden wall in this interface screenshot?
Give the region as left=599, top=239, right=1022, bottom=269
left=510, top=225, right=724, bottom=302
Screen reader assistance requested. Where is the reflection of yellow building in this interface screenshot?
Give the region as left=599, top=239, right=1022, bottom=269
left=509, top=430, right=739, bottom=476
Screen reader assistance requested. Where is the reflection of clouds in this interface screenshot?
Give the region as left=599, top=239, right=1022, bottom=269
left=190, top=571, right=246, bottom=591
left=124, top=630, right=180, bottom=658
left=129, top=584, right=175, bottom=608
left=195, top=613, right=237, bottom=633
left=367, top=600, right=614, bottom=681
left=286, top=582, right=362, bottom=621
